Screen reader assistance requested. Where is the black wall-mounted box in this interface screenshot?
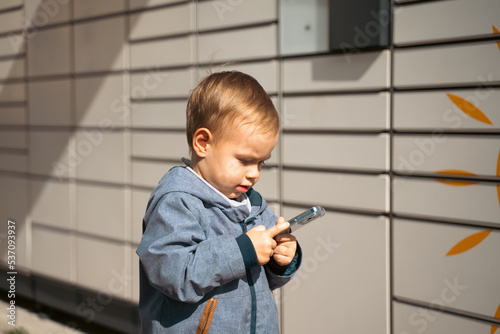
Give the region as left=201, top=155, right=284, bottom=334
left=329, top=0, right=391, bottom=52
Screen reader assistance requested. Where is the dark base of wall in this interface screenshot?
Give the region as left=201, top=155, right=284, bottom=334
left=0, top=269, right=140, bottom=334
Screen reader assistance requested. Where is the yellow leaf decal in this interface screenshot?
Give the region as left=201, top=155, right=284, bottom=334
left=447, top=93, right=493, bottom=125
left=497, top=183, right=500, bottom=208
left=497, top=149, right=500, bottom=177
left=497, top=149, right=500, bottom=207
left=446, top=230, right=492, bottom=256
left=497, top=184, right=500, bottom=208
left=491, top=303, right=500, bottom=334
left=435, top=169, right=478, bottom=186
left=493, top=25, right=500, bottom=51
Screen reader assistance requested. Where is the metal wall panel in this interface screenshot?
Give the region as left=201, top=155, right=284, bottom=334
left=29, top=79, right=72, bottom=126
left=76, top=184, right=127, bottom=241
left=199, top=60, right=279, bottom=94
left=0, top=152, right=26, bottom=172
left=394, top=219, right=500, bottom=321
left=31, top=180, right=71, bottom=230
left=75, top=74, right=127, bottom=127
left=283, top=211, right=389, bottom=334
left=393, top=302, right=493, bottom=334
left=31, top=226, right=72, bottom=281
left=197, top=25, right=278, bottom=63
left=394, top=0, right=500, bottom=45
left=0, top=106, right=25, bottom=125
left=129, top=0, right=183, bottom=10
left=0, top=58, right=24, bottom=79
left=0, top=0, right=22, bottom=11
left=25, top=0, right=71, bottom=26
left=0, top=130, right=26, bottom=149
left=27, top=26, right=71, bottom=77
left=0, top=36, right=24, bottom=57
left=394, top=177, right=500, bottom=226
left=76, top=236, right=127, bottom=297
left=131, top=101, right=186, bottom=129
left=283, top=50, right=390, bottom=93
left=73, top=0, right=125, bottom=20
left=0, top=82, right=25, bottom=102
left=284, top=134, right=389, bottom=171
left=131, top=160, right=178, bottom=188
left=198, top=0, right=276, bottom=31
left=129, top=3, right=192, bottom=40
left=130, top=36, right=193, bottom=69
left=394, top=42, right=500, bottom=88
left=28, top=131, right=74, bottom=177
left=283, top=93, right=389, bottom=130
left=279, top=0, right=329, bottom=56
left=394, top=135, right=500, bottom=178
left=74, top=17, right=126, bottom=73
left=75, top=131, right=127, bottom=184
left=130, top=68, right=193, bottom=98
left=0, top=9, right=23, bottom=34
left=394, top=89, right=500, bottom=131
left=131, top=132, right=188, bottom=160
left=284, top=170, right=389, bottom=212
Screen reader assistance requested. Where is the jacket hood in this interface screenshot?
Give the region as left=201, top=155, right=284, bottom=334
left=143, top=165, right=266, bottom=227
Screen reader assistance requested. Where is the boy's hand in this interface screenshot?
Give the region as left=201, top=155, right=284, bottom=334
left=247, top=220, right=290, bottom=265
left=273, top=217, right=297, bottom=266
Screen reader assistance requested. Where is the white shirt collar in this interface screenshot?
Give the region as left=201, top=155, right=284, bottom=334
left=186, top=167, right=251, bottom=212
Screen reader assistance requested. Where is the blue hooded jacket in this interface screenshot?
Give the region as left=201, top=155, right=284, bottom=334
left=137, top=166, right=301, bottom=333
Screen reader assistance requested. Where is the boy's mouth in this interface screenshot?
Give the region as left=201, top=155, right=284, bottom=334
left=236, top=185, right=250, bottom=193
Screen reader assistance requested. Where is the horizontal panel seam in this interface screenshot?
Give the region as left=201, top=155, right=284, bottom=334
left=283, top=201, right=388, bottom=217
left=394, top=33, right=500, bottom=50
left=393, top=296, right=500, bottom=326
left=393, top=213, right=500, bottom=230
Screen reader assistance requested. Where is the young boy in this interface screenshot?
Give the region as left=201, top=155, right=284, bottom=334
left=137, top=71, right=302, bottom=333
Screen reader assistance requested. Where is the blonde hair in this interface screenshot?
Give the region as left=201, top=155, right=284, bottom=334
left=186, top=71, right=279, bottom=151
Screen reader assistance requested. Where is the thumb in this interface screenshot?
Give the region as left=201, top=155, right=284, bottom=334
left=267, top=220, right=290, bottom=238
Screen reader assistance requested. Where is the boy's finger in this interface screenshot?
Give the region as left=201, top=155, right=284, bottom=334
left=266, top=222, right=290, bottom=238
left=276, top=216, right=286, bottom=225
left=249, top=225, right=266, bottom=232
left=275, top=234, right=294, bottom=243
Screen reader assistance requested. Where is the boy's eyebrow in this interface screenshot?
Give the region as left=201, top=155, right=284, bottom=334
left=237, top=152, right=272, bottom=161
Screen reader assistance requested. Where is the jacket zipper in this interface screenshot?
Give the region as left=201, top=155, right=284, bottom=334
left=197, top=297, right=218, bottom=334
left=240, top=218, right=257, bottom=334
left=201, top=298, right=216, bottom=334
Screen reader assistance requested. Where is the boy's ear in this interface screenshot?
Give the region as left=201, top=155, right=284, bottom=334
left=192, top=128, right=212, bottom=157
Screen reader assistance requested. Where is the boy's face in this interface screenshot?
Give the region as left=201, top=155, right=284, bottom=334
left=195, top=123, right=278, bottom=199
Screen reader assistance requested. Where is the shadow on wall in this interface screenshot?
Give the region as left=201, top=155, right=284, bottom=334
left=312, top=51, right=380, bottom=82
left=0, top=0, right=153, bottom=286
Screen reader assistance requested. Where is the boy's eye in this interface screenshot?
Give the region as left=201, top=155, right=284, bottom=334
left=238, top=159, right=265, bottom=166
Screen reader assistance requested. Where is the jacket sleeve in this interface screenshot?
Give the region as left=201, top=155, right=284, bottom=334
left=265, top=243, right=302, bottom=290
left=137, top=193, right=247, bottom=303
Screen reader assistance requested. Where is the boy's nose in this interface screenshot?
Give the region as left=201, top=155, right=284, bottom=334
left=246, top=165, right=260, bottom=181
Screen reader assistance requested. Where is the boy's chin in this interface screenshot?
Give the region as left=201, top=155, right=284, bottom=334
left=227, top=192, right=242, bottom=199
left=225, top=189, right=246, bottom=200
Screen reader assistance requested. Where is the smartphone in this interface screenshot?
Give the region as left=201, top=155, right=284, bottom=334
left=278, top=206, right=326, bottom=235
